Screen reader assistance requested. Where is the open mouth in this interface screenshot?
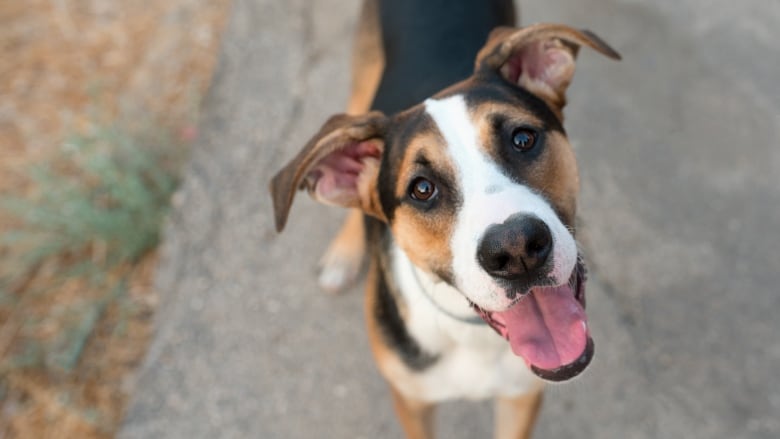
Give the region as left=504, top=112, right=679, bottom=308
left=471, top=257, right=591, bottom=382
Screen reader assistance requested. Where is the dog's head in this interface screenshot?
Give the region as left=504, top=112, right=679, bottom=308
left=270, top=24, right=620, bottom=381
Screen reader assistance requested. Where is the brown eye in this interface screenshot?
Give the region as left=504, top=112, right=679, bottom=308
left=511, top=127, right=537, bottom=152
left=409, top=177, right=436, bottom=201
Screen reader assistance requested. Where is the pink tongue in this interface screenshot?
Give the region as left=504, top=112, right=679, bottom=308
left=495, top=285, right=588, bottom=370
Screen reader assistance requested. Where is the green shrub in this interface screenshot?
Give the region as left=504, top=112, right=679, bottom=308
left=0, top=123, right=184, bottom=372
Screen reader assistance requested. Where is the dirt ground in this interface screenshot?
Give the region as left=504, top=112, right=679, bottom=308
left=0, top=1, right=230, bottom=437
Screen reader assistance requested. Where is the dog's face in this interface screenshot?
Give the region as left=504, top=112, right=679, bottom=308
left=271, top=24, right=619, bottom=381
left=385, top=82, right=579, bottom=308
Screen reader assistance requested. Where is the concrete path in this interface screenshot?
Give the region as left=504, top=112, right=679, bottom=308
left=120, top=0, right=780, bottom=437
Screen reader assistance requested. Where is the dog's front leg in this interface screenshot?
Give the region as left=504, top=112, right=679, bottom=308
left=390, top=387, right=436, bottom=439
left=317, top=208, right=366, bottom=292
left=494, top=390, right=544, bottom=439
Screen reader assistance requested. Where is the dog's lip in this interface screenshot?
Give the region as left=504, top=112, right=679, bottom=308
left=470, top=258, right=590, bottom=381
left=531, top=336, right=594, bottom=381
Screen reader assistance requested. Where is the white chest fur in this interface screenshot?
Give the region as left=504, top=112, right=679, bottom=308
left=388, top=244, right=542, bottom=402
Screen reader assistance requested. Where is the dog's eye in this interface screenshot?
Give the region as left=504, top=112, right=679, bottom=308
left=409, top=177, right=436, bottom=201
left=511, top=127, right=537, bottom=152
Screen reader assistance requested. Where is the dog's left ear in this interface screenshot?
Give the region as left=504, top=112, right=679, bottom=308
left=475, top=23, right=621, bottom=110
left=269, top=111, right=387, bottom=232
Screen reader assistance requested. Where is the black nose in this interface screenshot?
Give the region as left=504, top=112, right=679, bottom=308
left=477, top=214, right=553, bottom=282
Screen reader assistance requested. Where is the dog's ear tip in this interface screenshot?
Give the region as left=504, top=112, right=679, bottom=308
left=580, top=28, right=622, bottom=60
left=269, top=174, right=291, bottom=233
left=271, top=201, right=290, bottom=233
left=274, top=219, right=286, bottom=233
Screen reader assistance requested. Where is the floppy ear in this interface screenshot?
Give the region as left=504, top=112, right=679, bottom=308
left=269, top=111, right=387, bottom=232
left=475, top=23, right=621, bottom=110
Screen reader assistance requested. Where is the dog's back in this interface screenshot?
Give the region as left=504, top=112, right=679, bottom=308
left=372, top=0, right=515, bottom=114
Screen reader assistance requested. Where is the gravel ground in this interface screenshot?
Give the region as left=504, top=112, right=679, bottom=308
left=0, top=1, right=228, bottom=437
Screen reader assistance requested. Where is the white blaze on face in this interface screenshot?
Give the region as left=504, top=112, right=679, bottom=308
left=424, top=95, right=578, bottom=312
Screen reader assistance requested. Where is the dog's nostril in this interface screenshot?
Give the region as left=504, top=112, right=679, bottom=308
left=494, top=253, right=510, bottom=271
left=526, top=229, right=551, bottom=256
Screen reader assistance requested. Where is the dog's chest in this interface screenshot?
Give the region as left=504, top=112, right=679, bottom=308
left=390, top=245, right=541, bottom=402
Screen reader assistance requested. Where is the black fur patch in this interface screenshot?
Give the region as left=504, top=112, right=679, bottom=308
left=368, top=218, right=439, bottom=372
left=461, top=75, right=565, bottom=134
left=373, top=0, right=515, bottom=115
left=374, top=266, right=439, bottom=371
left=376, top=107, right=432, bottom=222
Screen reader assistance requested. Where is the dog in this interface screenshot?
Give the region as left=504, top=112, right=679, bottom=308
left=270, top=0, right=620, bottom=437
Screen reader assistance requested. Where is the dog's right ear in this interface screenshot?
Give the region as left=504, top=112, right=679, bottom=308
left=269, top=111, right=387, bottom=232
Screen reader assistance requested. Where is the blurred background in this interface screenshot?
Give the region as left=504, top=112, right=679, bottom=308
left=2, top=0, right=780, bottom=438
left=0, top=0, right=229, bottom=437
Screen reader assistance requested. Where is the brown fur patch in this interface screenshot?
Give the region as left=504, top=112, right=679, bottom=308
left=356, top=155, right=387, bottom=221
left=346, top=0, right=384, bottom=115
left=525, top=130, right=579, bottom=225
left=363, top=261, right=419, bottom=390
left=471, top=102, right=579, bottom=226
left=494, top=390, right=545, bottom=439
left=317, top=0, right=385, bottom=294
left=389, top=131, right=457, bottom=280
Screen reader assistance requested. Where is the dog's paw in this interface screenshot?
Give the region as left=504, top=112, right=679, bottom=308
left=317, top=244, right=364, bottom=294
left=318, top=210, right=366, bottom=294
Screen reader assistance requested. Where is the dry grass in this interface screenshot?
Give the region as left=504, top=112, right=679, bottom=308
left=1, top=256, right=159, bottom=438
left=0, top=0, right=230, bottom=437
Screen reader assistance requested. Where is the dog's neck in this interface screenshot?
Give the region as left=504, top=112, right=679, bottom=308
left=390, top=241, right=486, bottom=325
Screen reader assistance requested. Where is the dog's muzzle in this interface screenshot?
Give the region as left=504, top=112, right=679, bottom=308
left=471, top=257, right=592, bottom=382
